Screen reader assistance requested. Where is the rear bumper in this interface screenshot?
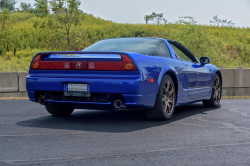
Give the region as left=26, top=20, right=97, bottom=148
left=26, top=73, right=156, bottom=109
left=27, top=91, right=156, bottom=109
left=26, top=73, right=144, bottom=94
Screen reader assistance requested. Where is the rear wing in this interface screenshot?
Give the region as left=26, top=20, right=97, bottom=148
left=34, top=51, right=125, bottom=61
left=30, top=52, right=137, bottom=71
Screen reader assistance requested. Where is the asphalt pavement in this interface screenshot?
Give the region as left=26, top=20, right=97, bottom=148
left=1, top=99, right=250, bottom=166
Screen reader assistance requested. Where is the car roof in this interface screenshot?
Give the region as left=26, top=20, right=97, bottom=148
left=100, top=37, right=180, bottom=44
left=100, top=37, right=165, bottom=41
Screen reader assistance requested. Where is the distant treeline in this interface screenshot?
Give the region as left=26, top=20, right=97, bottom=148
left=0, top=0, right=250, bottom=71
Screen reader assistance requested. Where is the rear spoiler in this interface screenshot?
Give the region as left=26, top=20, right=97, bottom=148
left=34, top=51, right=127, bottom=61
left=30, top=52, right=137, bottom=71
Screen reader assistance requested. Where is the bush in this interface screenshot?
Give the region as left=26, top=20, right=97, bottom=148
left=0, top=12, right=250, bottom=72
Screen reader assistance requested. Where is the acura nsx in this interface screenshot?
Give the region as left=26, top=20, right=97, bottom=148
left=26, top=37, right=222, bottom=120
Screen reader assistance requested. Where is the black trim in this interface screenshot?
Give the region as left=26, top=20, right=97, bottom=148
left=167, top=40, right=199, bottom=63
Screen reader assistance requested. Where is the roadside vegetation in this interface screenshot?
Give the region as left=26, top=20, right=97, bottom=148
left=0, top=0, right=250, bottom=72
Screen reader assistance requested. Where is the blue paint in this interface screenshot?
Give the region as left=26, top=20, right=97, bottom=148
left=26, top=38, right=220, bottom=110
left=43, top=54, right=122, bottom=61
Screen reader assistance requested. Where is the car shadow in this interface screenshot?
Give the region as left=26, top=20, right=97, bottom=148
left=16, top=103, right=220, bottom=133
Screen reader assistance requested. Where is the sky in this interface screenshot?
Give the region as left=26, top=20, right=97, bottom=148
left=15, top=0, right=250, bottom=27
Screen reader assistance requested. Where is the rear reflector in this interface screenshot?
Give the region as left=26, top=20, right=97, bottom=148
left=124, top=63, right=133, bottom=70
left=31, top=62, right=39, bottom=69
left=30, top=54, right=137, bottom=71
left=148, top=78, right=154, bottom=83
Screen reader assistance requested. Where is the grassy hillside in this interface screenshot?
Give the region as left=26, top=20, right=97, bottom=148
left=0, top=12, right=249, bottom=71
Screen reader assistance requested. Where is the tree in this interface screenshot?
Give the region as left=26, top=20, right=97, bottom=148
left=176, top=16, right=222, bottom=60
left=0, top=0, right=16, bottom=12
left=49, top=0, right=83, bottom=50
left=34, top=0, right=49, bottom=17
left=144, top=12, right=167, bottom=25
left=210, top=15, right=221, bottom=26
left=0, top=8, right=10, bottom=56
left=0, top=8, right=10, bottom=29
left=144, top=15, right=150, bottom=24
left=20, top=2, right=33, bottom=13
left=155, top=13, right=163, bottom=24
left=210, top=15, right=235, bottom=27
left=226, top=20, right=235, bottom=27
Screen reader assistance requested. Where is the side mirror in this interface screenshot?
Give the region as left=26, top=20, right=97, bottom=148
left=200, top=57, right=210, bottom=65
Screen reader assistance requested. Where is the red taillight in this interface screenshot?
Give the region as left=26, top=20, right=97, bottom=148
left=87, top=54, right=137, bottom=71
left=31, top=54, right=42, bottom=69
left=33, top=54, right=42, bottom=61
left=30, top=54, right=137, bottom=71
left=38, top=61, right=71, bottom=70
left=31, top=54, right=71, bottom=70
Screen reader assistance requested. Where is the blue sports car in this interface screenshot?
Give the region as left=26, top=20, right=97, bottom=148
left=26, top=37, right=222, bottom=121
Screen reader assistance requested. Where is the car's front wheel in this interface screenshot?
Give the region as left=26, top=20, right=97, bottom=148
left=45, top=105, right=74, bottom=116
left=145, top=75, right=176, bottom=121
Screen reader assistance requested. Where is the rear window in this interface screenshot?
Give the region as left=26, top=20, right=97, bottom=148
left=84, top=38, right=171, bottom=58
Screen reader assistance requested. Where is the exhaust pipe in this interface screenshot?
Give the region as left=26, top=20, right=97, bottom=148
left=114, top=99, right=124, bottom=109
left=38, top=96, right=46, bottom=105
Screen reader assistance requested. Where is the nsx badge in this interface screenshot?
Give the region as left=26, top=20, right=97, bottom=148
left=76, top=62, right=82, bottom=69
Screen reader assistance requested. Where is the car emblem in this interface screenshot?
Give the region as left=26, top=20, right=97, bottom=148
left=76, top=62, right=82, bottom=69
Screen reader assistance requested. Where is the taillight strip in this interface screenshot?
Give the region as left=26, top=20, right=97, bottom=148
left=30, top=54, right=137, bottom=71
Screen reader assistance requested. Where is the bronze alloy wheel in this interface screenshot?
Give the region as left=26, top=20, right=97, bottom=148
left=145, top=75, right=176, bottom=121
left=213, top=76, right=221, bottom=105
left=202, top=74, right=221, bottom=107
left=162, top=80, right=175, bottom=116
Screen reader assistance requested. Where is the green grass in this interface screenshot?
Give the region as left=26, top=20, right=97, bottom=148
left=0, top=12, right=250, bottom=72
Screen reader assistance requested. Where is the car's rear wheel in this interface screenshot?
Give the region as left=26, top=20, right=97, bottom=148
left=203, top=74, right=221, bottom=107
left=145, top=75, right=176, bottom=121
left=45, top=105, right=74, bottom=116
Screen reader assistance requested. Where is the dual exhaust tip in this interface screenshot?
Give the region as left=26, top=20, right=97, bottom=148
left=38, top=96, right=125, bottom=109
left=114, top=99, right=125, bottom=109
left=38, top=96, right=46, bottom=105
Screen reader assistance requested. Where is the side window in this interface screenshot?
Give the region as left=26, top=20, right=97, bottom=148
left=170, top=44, right=195, bottom=62
left=155, top=41, right=171, bottom=58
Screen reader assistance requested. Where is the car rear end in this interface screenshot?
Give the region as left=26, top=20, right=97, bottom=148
left=26, top=52, right=154, bottom=110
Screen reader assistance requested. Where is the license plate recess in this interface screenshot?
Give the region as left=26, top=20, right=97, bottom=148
left=68, top=83, right=88, bottom=92
left=65, top=83, right=90, bottom=97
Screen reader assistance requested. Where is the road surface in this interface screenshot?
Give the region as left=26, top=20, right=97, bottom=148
left=1, top=99, right=250, bottom=165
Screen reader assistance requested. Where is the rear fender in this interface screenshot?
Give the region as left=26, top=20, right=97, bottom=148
left=157, top=68, right=178, bottom=94
left=128, top=53, right=185, bottom=96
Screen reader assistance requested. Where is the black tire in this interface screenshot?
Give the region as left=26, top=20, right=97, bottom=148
left=45, top=105, right=74, bottom=116
left=145, top=75, right=176, bottom=121
left=203, top=74, right=222, bottom=107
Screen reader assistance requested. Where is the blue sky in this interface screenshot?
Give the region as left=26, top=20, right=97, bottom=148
left=16, top=0, right=250, bottom=27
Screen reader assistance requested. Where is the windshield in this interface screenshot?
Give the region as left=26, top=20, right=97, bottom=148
left=83, top=38, right=171, bottom=57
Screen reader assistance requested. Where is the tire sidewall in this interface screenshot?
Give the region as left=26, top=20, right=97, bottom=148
left=211, top=74, right=222, bottom=106
left=157, top=75, right=176, bottom=119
